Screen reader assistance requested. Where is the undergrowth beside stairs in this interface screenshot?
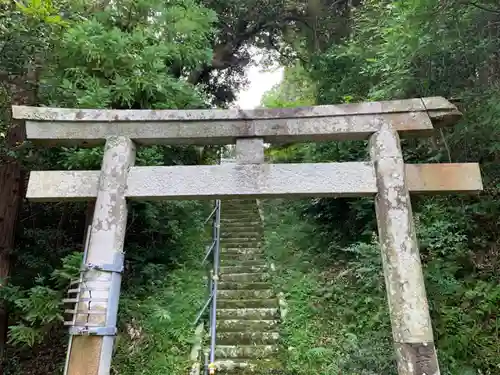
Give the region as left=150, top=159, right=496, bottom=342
left=111, top=215, right=209, bottom=375
left=262, top=199, right=395, bottom=375
left=113, top=266, right=205, bottom=375
left=262, top=198, right=500, bottom=375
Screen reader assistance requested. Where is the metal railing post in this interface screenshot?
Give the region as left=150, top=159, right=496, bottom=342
left=194, top=149, right=224, bottom=375
left=209, top=199, right=221, bottom=371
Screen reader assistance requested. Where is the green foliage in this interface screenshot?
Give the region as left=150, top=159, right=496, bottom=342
left=261, top=64, right=315, bottom=108
left=113, top=265, right=206, bottom=374
left=2, top=2, right=219, bottom=373
left=14, top=0, right=69, bottom=26
left=264, top=198, right=500, bottom=374
left=39, top=0, right=216, bottom=109
left=1, top=252, right=81, bottom=347
left=263, top=199, right=395, bottom=374
left=260, top=2, right=500, bottom=372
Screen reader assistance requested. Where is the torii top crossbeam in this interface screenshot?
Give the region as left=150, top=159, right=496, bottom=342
left=13, top=97, right=460, bottom=146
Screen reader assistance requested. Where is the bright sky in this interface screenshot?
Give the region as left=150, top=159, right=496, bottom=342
left=234, top=50, right=284, bottom=109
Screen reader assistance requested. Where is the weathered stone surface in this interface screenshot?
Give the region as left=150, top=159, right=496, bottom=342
left=218, top=289, right=274, bottom=300
left=13, top=96, right=455, bottom=121
left=215, top=345, right=278, bottom=358
left=395, top=342, right=440, bottom=375
left=215, top=197, right=282, bottom=373
left=220, top=265, right=268, bottom=274
left=236, top=138, right=265, bottom=164
left=220, top=243, right=262, bottom=251
left=27, top=163, right=376, bottom=201
left=27, top=170, right=99, bottom=201
left=220, top=260, right=266, bottom=267
left=221, top=256, right=262, bottom=264
left=20, top=113, right=434, bottom=146
left=221, top=248, right=264, bottom=255
left=128, top=162, right=376, bottom=199
left=217, top=308, right=278, bottom=319
left=405, top=163, right=482, bottom=193
left=216, top=331, right=280, bottom=345
left=214, top=358, right=281, bottom=373
left=220, top=276, right=270, bottom=286
left=67, top=136, right=135, bottom=375
left=220, top=220, right=262, bottom=226
left=26, top=162, right=482, bottom=201
left=217, top=319, right=279, bottom=332
left=370, top=125, right=440, bottom=374
left=221, top=232, right=263, bottom=238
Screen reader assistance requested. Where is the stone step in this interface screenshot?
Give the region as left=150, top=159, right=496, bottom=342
left=223, top=215, right=261, bottom=221
left=217, top=331, right=280, bottom=345
left=220, top=266, right=268, bottom=274
left=221, top=219, right=261, bottom=225
left=221, top=232, right=263, bottom=238
left=221, top=241, right=262, bottom=248
left=222, top=205, right=258, bottom=210
left=222, top=212, right=259, bottom=218
left=221, top=230, right=263, bottom=235
left=221, top=239, right=262, bottom=245
left=217, top=307, right=278, bottom=320
left=215, top=345, right=278, bottom=359
left=220, top=253, right=263, bottom=262
left=221, top=223, right=262, bottom=228
left=221, top=205, right=258, bottom=210
left=221, top=200, right=257, bottom=205
left=221, top=247, right=263, bottom=254
left=220, top=232, right=263, bottom=241
left=220, top=259, right=266, bottom=267
left=222, top=228, right=262, bottom=233
left=218, top=298, right=278, bottom=309
left=218, top=289, right=274, bottom=300
left=214, top=358, right=281, bottom=373
left=221, top=229, right=263, bottom=235
left=220, top=273, right=269, bottom=283
left=222, top=245, right=262, bottom=250
left=218, top=281, right=272, bottom=290
left=223, top=213, right=259, bottom=216
left=222, top=205, right=258, bottom=209
left=221, top=225, right=262, bottom=231
left=222, top=237, right=262, bottom=242
left=222, top=200, right=258, bottom=205
left=217, top=319, right=279, bottom=332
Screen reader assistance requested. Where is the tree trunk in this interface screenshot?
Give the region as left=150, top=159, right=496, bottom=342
left=0, top=69, right=33, bottom=372
left=0, top=121, right=25, bottom=373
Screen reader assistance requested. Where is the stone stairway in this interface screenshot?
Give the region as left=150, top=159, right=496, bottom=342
left=215, top=199, right=281, bottom=374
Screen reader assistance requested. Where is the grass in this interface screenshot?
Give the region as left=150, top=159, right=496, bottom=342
left=113, top=266, right=206, bottom=375
left=262, top=198, right=396, bottom=375
left=112, top=223, right=210, bottom=375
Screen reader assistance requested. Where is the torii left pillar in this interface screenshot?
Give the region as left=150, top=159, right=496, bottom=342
left=65, top=136, right=135, bottom=375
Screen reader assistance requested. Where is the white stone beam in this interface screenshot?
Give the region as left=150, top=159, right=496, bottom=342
left=26, top=163, right=482, bottom=202
left=13, top=97, right=460, bottom=146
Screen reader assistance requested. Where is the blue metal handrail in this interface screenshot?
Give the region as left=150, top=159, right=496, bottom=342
left=193, top=149, right=223, bottom=374
left=208, top=199, right=220, bottom=374
left=194, top=198, right=221, bottom=375
left=193, top=150, right=224, bottom=374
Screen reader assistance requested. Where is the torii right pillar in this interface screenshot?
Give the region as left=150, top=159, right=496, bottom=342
left=370, top=122, right=439, bottom=375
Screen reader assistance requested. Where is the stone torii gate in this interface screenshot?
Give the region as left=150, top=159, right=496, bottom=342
left=13, top=97, right=482, bottom=375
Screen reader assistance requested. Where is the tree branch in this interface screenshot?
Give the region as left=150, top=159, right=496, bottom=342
left=468, top=1, right=500, bottom=13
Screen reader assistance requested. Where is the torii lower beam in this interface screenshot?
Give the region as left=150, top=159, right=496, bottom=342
left=26, top=162, right=482, bottom=201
